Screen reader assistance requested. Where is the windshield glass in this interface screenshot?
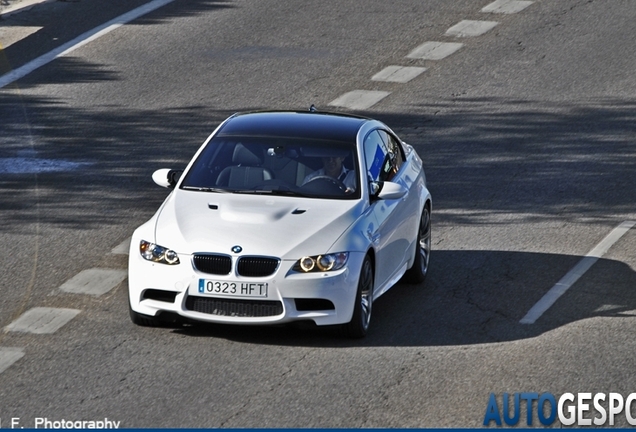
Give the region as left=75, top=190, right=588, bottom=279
left=180, top=136, right=359, bottom=199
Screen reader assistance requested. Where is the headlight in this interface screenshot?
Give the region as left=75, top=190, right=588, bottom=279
left=139, top=240, right=180, bottom=265
left=294, top=252, right=348, bottom=273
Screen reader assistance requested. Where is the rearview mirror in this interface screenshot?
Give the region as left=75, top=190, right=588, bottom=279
left=152, top=168, right=182, bottom=189
left=370, top=181, right=407, bottom=200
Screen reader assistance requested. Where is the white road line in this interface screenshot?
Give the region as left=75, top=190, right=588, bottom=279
left=59, top=268, right=127, bottom=296
left=371, top=66, right=427, bottom=83
left=445, top=20, right=499, bottom=38
left=111, top=238, right=131, bottom=255
left=328, top=90, right=391, bottom=110
left=0, top=347, right=25, bottom=374
left=520, top=221, right=636, bottom=325
left=0, top=0, right=175, bottom=89
left=406, top=42, right=464, bottom=60
left=5, top=307, right=81, bottom=334
left=482, top=0, right=534, bottom=14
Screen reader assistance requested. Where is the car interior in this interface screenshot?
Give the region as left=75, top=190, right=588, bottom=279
left=182, top=138, right=357, bottom=198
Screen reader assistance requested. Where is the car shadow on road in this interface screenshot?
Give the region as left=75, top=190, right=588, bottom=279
left=170, top=249, right=636, bottom=347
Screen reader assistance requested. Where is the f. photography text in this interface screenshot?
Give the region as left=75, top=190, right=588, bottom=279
left=484, top=392, right=636, bottom=426
left=0, top=417, right=120, bottom=429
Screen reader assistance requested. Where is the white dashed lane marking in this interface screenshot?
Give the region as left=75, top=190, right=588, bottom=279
left=445, top=20, right=499, bottom=37
left=59, top=268, right=127, bottom=296
left=328, top=90, right=391, bottom=110
left=329, top=0, right=528, bottom=110
left=521, top=221, right=636, bottom=325
left=482, top=0, right=534, bottom=14
left=0, top=347, right=25, bottom=375
left=111, top=238, right=131, bottom=255
left=406, top=42, right=464, bottom=60
left=5, top=308, right=81, bottom=334
left=371, top=66, right=427, bottom=83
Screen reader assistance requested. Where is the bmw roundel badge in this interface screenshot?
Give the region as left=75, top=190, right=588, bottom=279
left=231, top=245, right=243, bottom=253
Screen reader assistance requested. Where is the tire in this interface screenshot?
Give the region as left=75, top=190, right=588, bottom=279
left=343, top=255, right=374, bottom=338
left=129, top=301, right=161, bottom=327
left=404, top=204, right=431, bottom=284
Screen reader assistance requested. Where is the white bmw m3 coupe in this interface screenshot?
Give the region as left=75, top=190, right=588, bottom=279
left=128, top=110, right=431, bottom=337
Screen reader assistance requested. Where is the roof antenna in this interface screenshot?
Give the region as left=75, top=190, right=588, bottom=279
left=309, top=104, right=317, bottom=112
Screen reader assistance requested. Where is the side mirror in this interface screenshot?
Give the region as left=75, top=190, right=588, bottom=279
left=370, top=181, right=407, bottom=200
left=152, top=168, right=182, bottom=189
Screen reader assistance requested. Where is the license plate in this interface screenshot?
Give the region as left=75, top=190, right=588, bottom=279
left=198, top=279, right=268, bottom=298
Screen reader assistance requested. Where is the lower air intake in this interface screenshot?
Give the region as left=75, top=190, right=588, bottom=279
left=185, top=296, right=283, bottom=318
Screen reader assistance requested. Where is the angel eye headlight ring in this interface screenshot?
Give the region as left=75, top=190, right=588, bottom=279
left=317, top=255, right=335, bottom=271
left=295, top=253, right=348, bottom=273
left=299, top=256, right=316, bottom=272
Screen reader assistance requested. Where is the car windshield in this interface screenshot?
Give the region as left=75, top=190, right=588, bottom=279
left=180, top=136, right=359, bottom=199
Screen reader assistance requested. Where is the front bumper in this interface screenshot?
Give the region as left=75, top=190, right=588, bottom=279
left=128, top=244, right=365, bottom=327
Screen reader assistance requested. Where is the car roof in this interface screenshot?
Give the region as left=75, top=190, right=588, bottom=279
left=216, top=111, right=371, bottom=143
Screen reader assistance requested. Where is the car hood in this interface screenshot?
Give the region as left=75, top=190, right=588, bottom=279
left=154, top=190, right=364, bottom=259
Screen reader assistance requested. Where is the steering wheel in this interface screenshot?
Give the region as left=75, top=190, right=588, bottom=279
left=304, top=175, right=348, bottom=193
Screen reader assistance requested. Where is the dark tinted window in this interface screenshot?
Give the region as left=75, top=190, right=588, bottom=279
left=363, top=130, right=402, bottom=183
left=377, top=130, right=405, bottom=174
left=180, top=136, right=359, bottom=199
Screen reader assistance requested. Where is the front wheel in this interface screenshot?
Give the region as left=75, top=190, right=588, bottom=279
left=403, top=204, right=431, bottom=284
left=343, top=255, right=374, bottom=338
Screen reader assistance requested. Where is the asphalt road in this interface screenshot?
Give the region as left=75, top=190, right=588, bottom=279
left=1, top=0, right=636, bottom=427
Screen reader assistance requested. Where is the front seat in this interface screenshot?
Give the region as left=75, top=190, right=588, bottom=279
left=216, top=144, right=273, bottom=189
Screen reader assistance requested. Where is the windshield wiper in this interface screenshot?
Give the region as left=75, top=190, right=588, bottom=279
left=232, top=189, right=311, bottom=198
left=268, top=190, right=311, bottom=198
left=231, top=189, right=273, bottom=195
left=181, top=186, right=229, bottom=193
